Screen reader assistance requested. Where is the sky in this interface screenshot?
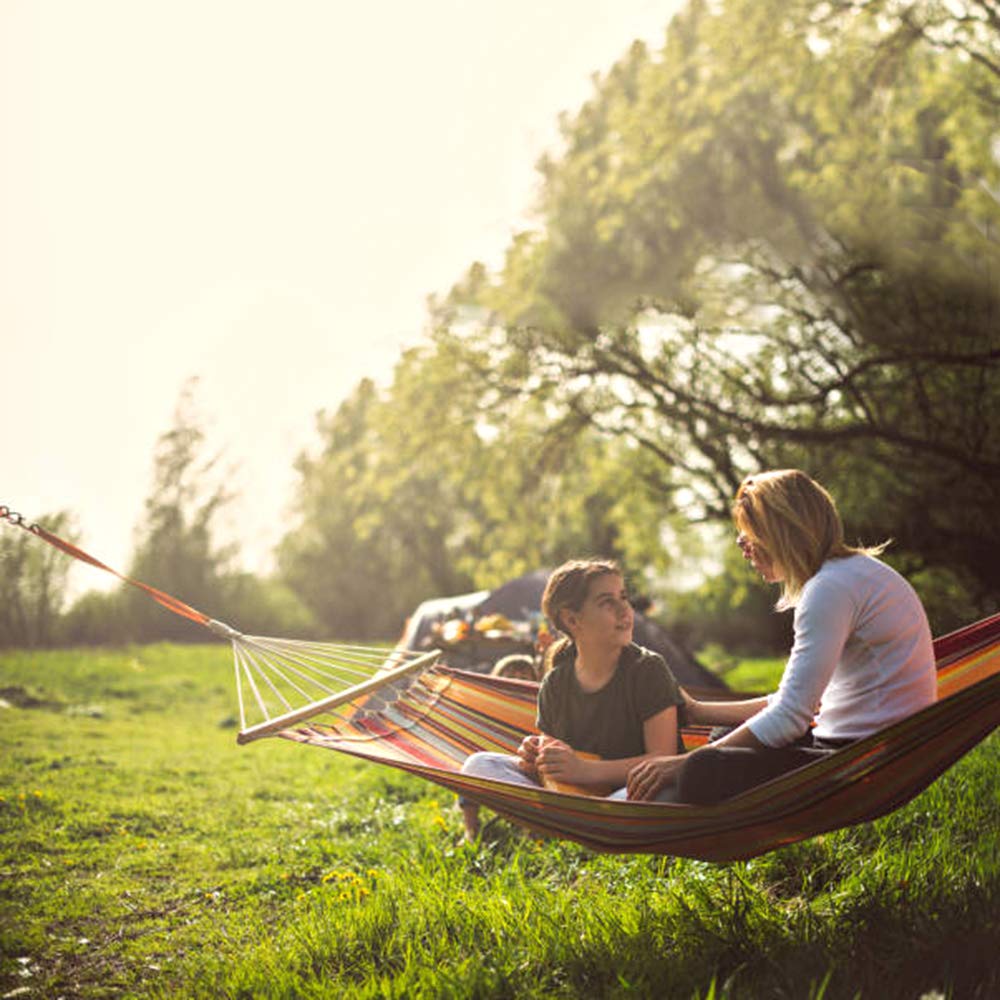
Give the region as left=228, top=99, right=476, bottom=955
left=1, top=0, right=683, bottom=596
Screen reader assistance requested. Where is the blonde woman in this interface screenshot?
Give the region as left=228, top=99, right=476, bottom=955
left=459, top=558, right=684, bottom=838
left=628, top=469, right=937, bottom=805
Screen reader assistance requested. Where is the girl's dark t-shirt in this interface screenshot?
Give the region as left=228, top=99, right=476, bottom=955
left=537, top=643, right=683, bottom=759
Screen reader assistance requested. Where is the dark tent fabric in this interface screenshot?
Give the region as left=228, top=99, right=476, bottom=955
left=399, top=570, right=728, bottom=692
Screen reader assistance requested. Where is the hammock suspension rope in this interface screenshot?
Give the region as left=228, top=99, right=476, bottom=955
left=0, top=504, right=442, bottom=742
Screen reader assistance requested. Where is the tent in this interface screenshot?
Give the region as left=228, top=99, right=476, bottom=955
left=397, top=569, right=728, bottom=692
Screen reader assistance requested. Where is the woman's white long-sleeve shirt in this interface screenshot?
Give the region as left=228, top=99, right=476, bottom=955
left=747, top=554, right=936, bottom=747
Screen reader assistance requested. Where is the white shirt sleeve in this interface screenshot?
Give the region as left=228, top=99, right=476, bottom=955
left=747, top=574, right=857, bottom=747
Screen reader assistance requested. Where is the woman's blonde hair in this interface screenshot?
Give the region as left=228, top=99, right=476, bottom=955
left=541, top=558, right=622, bottom=671
left=733, top=469, right=887, bottom=610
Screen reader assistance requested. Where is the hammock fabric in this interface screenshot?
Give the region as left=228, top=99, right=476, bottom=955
left=3, top=505, right=998, bottom=861
left=276, top=611, right=1000, bottom=861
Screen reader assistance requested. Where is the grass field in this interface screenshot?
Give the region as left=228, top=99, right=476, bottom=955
left=1, top=644, right=998, bottom=999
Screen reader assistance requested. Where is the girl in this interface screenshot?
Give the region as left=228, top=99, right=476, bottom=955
left=460, top=558, right=683, bottom=838
left=627, top=469, right=937, bottom=805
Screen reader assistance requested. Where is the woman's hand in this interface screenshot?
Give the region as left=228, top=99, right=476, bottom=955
left=627, top=755, right=685, bottom=801
left=536, top=738, right=588, bottom=785
left=679, top=687, right=701, bottom=725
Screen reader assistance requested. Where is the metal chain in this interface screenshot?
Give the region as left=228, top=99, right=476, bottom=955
left=0, top=505, right=40, bottom=533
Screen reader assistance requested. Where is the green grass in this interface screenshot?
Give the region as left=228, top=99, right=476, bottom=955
left=697, top=646, right=787, bottom=694
left=1, top=645, right=998, bottom=999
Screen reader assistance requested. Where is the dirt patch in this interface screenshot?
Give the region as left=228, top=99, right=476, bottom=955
left=0, top=685, right=63, bottom=710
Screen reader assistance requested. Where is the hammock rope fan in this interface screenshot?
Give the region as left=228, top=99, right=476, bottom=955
left=4, top=504, right=999, bottom=862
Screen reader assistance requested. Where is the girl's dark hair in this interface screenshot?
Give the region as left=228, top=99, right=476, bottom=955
left=541, top=558, right=621, bottom=671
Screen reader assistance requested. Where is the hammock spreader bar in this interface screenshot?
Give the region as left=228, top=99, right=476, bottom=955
left=236, top=648, right=442, bottom=744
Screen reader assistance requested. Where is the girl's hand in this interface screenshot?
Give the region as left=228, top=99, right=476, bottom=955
left=627, top=755, right=684, bottom=800
left=516, top=734, right=542, bottom=776
left=536, top=738, right=587, bottom=784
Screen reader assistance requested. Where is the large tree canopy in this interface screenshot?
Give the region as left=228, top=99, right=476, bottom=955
left=276, top=0, right=997, bottom=644
left=434, top=0, right=1000, bottom=614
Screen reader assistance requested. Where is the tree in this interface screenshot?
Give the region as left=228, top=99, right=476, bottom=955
left=0, top=510, right=79, bottom=648
left=123, top=379, right=237, bottom=641
left=277, top=343, right=683, bottom=639
left=59, top=380, right=316, bottom=645
left=277, top=377, right=447, bottom=640
left=435, top=0, right=1000, bottom=623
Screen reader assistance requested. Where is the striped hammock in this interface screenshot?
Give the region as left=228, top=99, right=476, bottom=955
left=263, top=611, right=1000, bottom=862
left=3, top=506, right=998, bottom=861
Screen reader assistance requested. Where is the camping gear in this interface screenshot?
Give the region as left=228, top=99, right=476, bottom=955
left=4, top=505, right=998, bottom=861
